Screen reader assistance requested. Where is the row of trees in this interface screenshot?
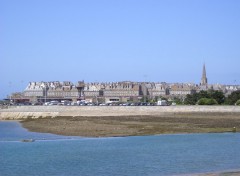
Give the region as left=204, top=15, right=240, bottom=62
left=130, top=90, right=240, bottom=106
left=184, top=90, right=240, bottom=105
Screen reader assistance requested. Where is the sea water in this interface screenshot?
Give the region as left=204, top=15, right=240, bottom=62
left=0, top=122, right=240, bottom=176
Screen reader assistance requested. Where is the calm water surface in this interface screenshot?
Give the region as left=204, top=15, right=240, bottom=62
left=0, top=121, right=240, bottom=176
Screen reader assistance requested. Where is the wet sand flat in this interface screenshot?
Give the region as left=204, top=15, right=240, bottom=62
left=21, top=112, right=240, bottom=137
left=197, top=171, right=240, bottom=176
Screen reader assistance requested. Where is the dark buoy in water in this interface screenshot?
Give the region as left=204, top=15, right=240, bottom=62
left=232, top=127, right=237, bottom=133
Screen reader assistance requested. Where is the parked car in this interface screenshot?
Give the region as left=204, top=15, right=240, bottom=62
left=157, top=100, right=168, bottom=106
left=99, top=103, right=106, bottom=106
left=71, top=102, right=78, bottom=106
left=61, top=100, right=71, bottom=106
left=32, top=102, right=43, bottom=106
left=23, top=102, right=32, bottom=105
left=44, top=102, right=50, bottom=106
left=48, top=101, right=59, bottom=105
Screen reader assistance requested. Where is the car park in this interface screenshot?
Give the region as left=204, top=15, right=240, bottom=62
left=32, top=102, right=43, bottom=106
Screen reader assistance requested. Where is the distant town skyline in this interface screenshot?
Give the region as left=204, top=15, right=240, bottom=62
left=1, top=0, right=240, bottom=99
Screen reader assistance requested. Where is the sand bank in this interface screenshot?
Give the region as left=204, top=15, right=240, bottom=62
left=20, top=112, right=240, bottom=137
left=1, top=105, right=240, bottom=137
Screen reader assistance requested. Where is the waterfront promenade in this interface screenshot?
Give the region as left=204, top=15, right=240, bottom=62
left=1, top=105, right=240, bottom=120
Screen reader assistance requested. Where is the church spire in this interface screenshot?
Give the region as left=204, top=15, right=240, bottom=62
left=201, top=63, right=208, bottom=85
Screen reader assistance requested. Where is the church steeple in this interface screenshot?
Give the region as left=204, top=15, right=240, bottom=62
left=201, top=63, right=208, bottom=85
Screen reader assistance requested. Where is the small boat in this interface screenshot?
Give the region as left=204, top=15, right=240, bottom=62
left=20, top=139, right=35, bottom=142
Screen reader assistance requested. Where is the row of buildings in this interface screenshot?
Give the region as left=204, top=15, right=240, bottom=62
left=9, top=65, right=240, bottom=103
left=10, top=81, right=240, bottom=104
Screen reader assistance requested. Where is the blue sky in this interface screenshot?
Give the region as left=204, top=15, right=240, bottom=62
left=1, top=0, right=240, bottom=99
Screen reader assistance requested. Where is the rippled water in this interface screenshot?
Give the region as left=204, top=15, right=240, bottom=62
left=0, top=121, right=78, bottom=141
left=0, top=121, right=240, bottom=176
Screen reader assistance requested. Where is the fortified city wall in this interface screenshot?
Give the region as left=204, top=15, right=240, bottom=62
left=1, top=106, right=240, bottom=120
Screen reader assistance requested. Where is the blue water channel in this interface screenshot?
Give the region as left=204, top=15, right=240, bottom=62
left=0, top=121, right=240, bottom=176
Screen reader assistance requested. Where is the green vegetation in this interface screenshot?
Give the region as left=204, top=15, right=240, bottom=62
left=184, top=90, right=224, bottom=105
left=197, top=98, right=218, bottom=105
left=140, top=96, right=149, bottom=102
left=235, top=99, right=240, bottom=106
left=136, top=90, right=240, bottom=106
left=171, top=97, right=184, bottom=105
left=225, top=90, right=240, bottom=105
left=183, top=90, right=240, bottom=105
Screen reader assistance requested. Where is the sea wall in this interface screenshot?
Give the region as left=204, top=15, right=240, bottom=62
left=1, top=105, right=240, bottom=120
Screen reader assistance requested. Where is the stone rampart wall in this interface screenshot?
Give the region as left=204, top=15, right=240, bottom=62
left=1, top=106, right=240, bottom=120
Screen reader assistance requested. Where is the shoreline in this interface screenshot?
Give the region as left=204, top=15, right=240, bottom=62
left=1, top=117, right=240, bottom=176
left=1, top=106, right=240, bottom=137
left=1, top=121, right=240, bottom=176
left=197, top=170, right=240, bottom=176
left=20, top=112, right=240, bottom=137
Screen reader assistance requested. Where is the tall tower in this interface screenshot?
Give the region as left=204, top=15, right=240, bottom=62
left=201, top=63, right=208, bottom=85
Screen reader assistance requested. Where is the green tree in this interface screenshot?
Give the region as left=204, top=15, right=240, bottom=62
left=225, top=90, right=240, bottom=105
left=172, top=97, right=183, bottom=105
left=184, top=90, right=224, bottom=105
left=197, top=98, right=218, bottom=105
left=140, top=96, right=149, bottom=102
left=235, top=99, right=240, bottom=105
left=208, top=90, right=225, bottom=104
left=154, top=96, right=159, bottom=102
left=184, top=94, right=198, bottom=105
left=197, top=91, right=210, bottom=99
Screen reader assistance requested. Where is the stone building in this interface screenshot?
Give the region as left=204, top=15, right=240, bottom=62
left=23, top=82, right=45, bottom=102
left=169, top=83, right=196, bottom=97
left=148, top=83, right=169, bottom=98
left=198, top=64, right=209, bottom=92
left=24, top=81, right=80, bottom=102
left=8, top=64, right=240, bottom=103
left=103, top=81, right=140, bottom=102
left=223, top=85, right=240, bottom=96
left=24, top=82, right=45, bottom=97
left=19, top=81, right=196, bottom=103
left=83, top=82, right=103, bottom=97
left=201, top=63, right=208, bottom=86
left=47, top=81, right=79, bottom=100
